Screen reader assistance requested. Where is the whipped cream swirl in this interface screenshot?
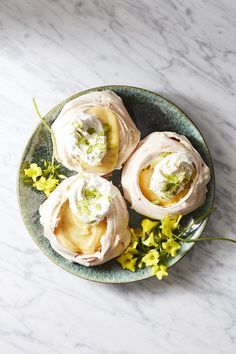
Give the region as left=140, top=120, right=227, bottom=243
left=69, top=173, right=112, bottom=224
left=150, top=152, right=194, bottom=200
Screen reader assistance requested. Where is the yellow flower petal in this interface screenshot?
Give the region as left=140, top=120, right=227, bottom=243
left=117, top=252, right=137, bottom=272
left=33, top=176, right=47, bottom=191
left=125, top=258, right=137, bottom=272
left=130, top=227, right=141, bottom=243
left=138, top=260, right=144, bottom=269
left=141, top=219, right=159, bottom=235
left=162, top=239, right=180, bottom=257
left=143, top=232, right=158, bottom=247
left=151, top=265, right=168, bottom=280
left=24, top=163, right=42, bottom=182
left=160, top=215, right=182, bottom=237
left=33, top=176, right=58, bottom=197
left=142, top=250, right=159, bottom=266
left=125, top=245, right=138, bottom=255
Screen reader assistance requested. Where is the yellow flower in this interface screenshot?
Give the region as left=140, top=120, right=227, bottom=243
left=143, top=232, right=159, bottom=247
left=141, top=219, right=159, bottom=235
left=44, top=177, right=59, bottom=196
left=142, top=250, right=159, bottom=266
left=162, top=239, right=181, bottom=257
left=33, top=176, right=59, bottom=197
left=130, top=228, right=140, bottom=242
left=138, top=260, right=144, bottom=269
left=151, top=265, right=168, bottom=280
left=125, top=244, right=138, bottom=255
left=33, top=176, right=46, bottom=191
left=117, top=252, right=137, bottom=272
left=160, top=215, right=182, bottom=237
left=24, top=163, right=42, bottom=182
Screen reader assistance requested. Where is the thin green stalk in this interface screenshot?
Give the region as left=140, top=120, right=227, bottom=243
left=177, top=208, right=213, bottom=238
left=33, top=98, right=57, bottom=165
left=173, top=208, right=236, bottom=244
left=174, top=234, right=236, bottom=244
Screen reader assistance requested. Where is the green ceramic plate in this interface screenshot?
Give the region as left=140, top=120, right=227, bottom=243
left=17, top=85, right=215, bottom=283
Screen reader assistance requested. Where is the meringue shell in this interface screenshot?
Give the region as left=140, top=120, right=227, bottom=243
left=121, top=131, right=210, bottom=219
left=52, top=90, right=140, bottom=174
left=39, top=174, right=131, bottom=266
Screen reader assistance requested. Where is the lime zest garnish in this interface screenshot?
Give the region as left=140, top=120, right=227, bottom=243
left=87, top=127, right=96, bottom=135
left=84, top=188, right=102, bottom=200
left=160, top=170, right=187, bottom=197
left=76, top=187, right=106, bottom=222
left=87, top=146, right=93, bottom=154
left=75, top=121, right=108, bottom=163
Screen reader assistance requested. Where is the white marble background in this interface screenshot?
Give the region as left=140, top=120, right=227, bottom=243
left=0, top=0, right=236, bottom=353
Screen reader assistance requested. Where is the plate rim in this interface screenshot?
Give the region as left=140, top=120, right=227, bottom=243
left=16, top=85, right=215, bottom=283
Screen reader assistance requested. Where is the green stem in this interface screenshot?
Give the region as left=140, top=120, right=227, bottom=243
left=174, top=234, right=236, bottom=244
left=177, top=208, right=213, bottom=238
left=173, top=208, right=236, bottom=244
left=33, top=98, right=57, bottom=165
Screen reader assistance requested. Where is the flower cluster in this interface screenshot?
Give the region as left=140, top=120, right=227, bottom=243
left=117, top=215, right=182, bottom=280
left=24, top=160, right=66, bottom=197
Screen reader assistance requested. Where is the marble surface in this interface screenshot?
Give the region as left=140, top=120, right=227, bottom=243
left=0, top=0, right=236, bottom=353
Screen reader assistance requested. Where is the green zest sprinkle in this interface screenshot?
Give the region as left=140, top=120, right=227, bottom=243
left=77, top=188, right=103, bottom=218
left=76, top=134, right=89, bottom=146
left=87, top=146, right=93, bottom=154
left=95, top=142, right=106, bottom=152
left=78, top=200, right=90, bottom=216
left=87, top=127, right=96, bottom=135
left=84, top=188, right=102, bottom=200
left=161, top=170, right=189, bottom=198
left=75, top=122, right=108, bottom=158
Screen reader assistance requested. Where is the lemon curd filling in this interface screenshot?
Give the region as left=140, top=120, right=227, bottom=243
left=139, top=152, right=196, bottom=206
left=55, top=201, right=107, bottom=254
left=54, top=174, right=112, bottom=254
left=77, top=106, right=120, bottom=174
